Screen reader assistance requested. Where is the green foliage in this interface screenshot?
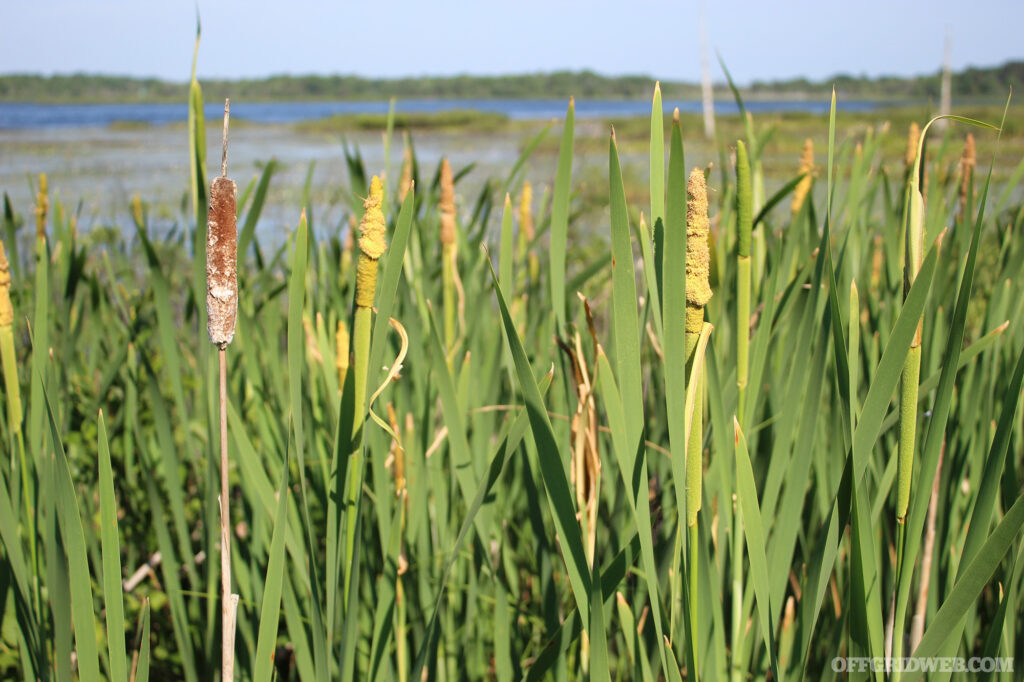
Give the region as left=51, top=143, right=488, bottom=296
left=1, top=77, right=1023, bottom=682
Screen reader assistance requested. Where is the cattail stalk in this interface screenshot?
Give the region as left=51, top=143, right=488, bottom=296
left=207, top=99, right=239, bottom=682
left=735, top=141, right=752, bottom=415
left=685, top=167, right=712, bottom=678
left=732, top=141, right=752, bottom=682
left=439, top=159, right=458, bottom=360
left=891, top=115, right=932, bottom=682
left=343, top=175, right=386, bottom=608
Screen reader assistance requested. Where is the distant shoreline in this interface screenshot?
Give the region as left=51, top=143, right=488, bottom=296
left=1, top=61, right=1020, bottom=104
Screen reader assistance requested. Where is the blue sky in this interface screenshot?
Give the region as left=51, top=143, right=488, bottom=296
left=2, top=1, right=1022, bottom=84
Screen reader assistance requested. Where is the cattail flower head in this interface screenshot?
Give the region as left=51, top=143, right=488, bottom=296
left=790, top=138, right=815, bottom=214
left=207, top=176, right=238, bottom=347
left=439, top=158, right=456, bottom=246
left=905, top=122, right=921, bottom=169
left=399, top=135, right=414, bottom=203
left=519, top=181, right=534, bottom=241
left=962, top=132, right=976, bottom=169
left=686, top=168, right=712, bottom=332
left=35, top=173, right=48, bottom=239
left=0, top=242, right=12, bottom=328
left=355, top=176, right=386, bottom=308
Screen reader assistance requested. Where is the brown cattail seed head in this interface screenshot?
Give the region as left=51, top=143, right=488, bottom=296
left=905, top=122, right=921, bottom=169
left=439, top=158, right=456, bottom=246
left=355, top=176, right=386, bottom=308
left=791, top=138, right=814, bottom=214
left=207, top=176, right=238, bottom=347
left=962, top=132, right=976, bottom=169
left=519, top=181, right=534, bottom=241
left=0, top=242, right=12, bottom=327
left=685, top=168, right=712, bottom=332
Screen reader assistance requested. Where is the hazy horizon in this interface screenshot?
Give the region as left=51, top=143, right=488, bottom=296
left=1, top=57, right=1020, bottom=88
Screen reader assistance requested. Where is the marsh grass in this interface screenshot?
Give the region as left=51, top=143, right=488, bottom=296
left=2, top=62, right=1024, bottom=682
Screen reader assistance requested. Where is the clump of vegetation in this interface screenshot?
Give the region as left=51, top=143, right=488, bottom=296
left=2, top=50, right=1024, bottom=682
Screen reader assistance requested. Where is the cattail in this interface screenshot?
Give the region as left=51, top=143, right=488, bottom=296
left=34, top=173, right=48, bottom=240
left=398, top=132, right=414, bottom=203
left=684, top=168, right=713, bottom=679
left=209, top=99, right=239, bottom=682
left=439, top=159, right=459, bottom=354
left=517, top=181, right=539, bottom=286
left=207, top=175, right=238, bottom=347
left=790, top=139, right=814, bottom=215
left=336, top=319, right=350, bottom=390
left=959, top=133, right=976, bottom=218
left=519, top=181, right=534, bottom=242
left=131, top=193, right=145, bottom=229
left=0, top=242, right=20, bottom=433
left=439, top=158, right=457, bottom=248
left=0, top=243, right=12, bottom=329
left=735, top=140, right=753, bottom=412
left=356, top=176, right=387, bottom=308
left=904, top=122, right=921, bottom=170
left=686, top=168, right=712, bottom=335
left=342, top=174, right=387, bottom=609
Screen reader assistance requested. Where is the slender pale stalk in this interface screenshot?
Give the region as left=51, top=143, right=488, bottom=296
left=207, top=100, right=239, bottom=681
left=909, top=442, right=943, bottom=651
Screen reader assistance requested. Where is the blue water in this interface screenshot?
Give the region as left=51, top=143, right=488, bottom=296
left=0, top=97, right=885, bottom=130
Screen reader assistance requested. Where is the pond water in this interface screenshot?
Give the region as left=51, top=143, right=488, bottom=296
left=0, top=98, right=885, bottom=130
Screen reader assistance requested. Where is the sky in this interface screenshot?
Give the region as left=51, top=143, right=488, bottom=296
left=1, top=1, right=1022, bottom=85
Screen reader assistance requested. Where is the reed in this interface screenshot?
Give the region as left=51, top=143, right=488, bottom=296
left=342, top=174, right=386, bottom=609
left=684, top=166, right=712, bottom=678
left=439, top=158, right=458, bottom=357
left=206, top=99, right=239, bottom=682
left=790, top=138, right=814, bottom=215
left=3, top=72, right=1022, bottom=682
